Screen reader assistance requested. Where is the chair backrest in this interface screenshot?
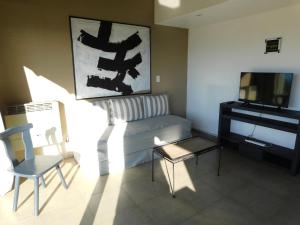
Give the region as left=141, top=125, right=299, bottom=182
left=0, top=124, right=34, bottom=167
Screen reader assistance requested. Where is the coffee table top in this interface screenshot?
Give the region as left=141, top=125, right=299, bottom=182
left=154, top=136, right=219, bottom=162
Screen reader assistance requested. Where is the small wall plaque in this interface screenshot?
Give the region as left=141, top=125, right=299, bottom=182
left=265, top=37, right=282, bottom=54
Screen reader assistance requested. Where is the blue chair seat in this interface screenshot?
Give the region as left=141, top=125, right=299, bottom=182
left=12, top=155, right=63, bottom=177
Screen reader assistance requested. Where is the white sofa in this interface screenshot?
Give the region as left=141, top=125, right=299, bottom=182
left=73, top=94, right=192, bottom=176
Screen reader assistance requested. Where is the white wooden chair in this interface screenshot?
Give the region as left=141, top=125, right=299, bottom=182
left=0, top=123, right=67, bottom=216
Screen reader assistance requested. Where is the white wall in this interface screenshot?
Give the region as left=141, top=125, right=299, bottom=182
left=187, top=4, right=300, bottom=148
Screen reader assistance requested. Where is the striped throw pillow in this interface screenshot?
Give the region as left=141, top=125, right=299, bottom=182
left=143, top=94, right=169, bottom=118
left=109, top=97, right=143, bottom=124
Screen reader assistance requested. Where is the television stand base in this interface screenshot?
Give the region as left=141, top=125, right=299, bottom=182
left=218, top=101, right=300, bottom=175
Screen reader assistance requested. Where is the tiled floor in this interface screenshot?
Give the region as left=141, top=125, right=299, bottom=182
left=1, top=148, right=300, bottom=225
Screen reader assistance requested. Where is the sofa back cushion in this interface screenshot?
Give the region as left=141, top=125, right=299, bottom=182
left=92, top=100, right=110, bottom=126
left=109, top=97, right=143, bottom=124
left=143, top=94, right=169, bottom=118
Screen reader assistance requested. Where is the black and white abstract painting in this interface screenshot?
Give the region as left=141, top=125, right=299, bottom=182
left=70, top=17, right=151, bottom=99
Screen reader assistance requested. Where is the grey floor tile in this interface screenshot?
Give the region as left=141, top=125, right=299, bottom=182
left=231, top=184, right=288, bottom=219
left=138, top=195, right=198, bottom=225
left=89, top=190, right=137, bottom=213
left=121, top=173, right=171, bottom=204
left=175, top=179, right=225, bottom=212
left=199, top=198, right=264, bottom=225
left=105, top=207, right=153, bottom=225
left=249, top=167, right=300, bottom=197
left=269, top=197, right=300, bottom=225
left=183, top=158, right=219, bottom=177
left=179, top=213, right=223, bottom=225
left=2, top=148, right=300, bottom=225
left=200, top=171, right=249, bottom=196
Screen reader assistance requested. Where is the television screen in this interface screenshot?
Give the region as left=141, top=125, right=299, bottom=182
left=239, top=72, right=293, bottom=107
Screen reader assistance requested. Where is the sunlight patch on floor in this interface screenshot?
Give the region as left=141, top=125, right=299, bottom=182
left=159, top=160, right=196, bottom=193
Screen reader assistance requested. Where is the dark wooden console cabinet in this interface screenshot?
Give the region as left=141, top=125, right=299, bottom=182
left=218, top=101, right=300, bottom=175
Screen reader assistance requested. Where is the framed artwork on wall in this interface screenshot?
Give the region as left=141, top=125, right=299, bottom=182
left=265, top=37, right=282, bottom=54
left=69, top=16, right=151, bottom=99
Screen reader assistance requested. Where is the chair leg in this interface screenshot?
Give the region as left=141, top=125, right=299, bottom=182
left=34, top=177, right=39, bottom=216
left=56, top=165, right=68, bottom=189
left=13, top=175, right=20, bottom=212
left=41, top=176, right=46, bottom=188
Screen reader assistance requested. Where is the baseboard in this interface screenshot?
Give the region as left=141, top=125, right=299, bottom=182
left=192, top=128, right=218, bottom=142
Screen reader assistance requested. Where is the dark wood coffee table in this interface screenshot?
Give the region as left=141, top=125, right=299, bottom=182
left=152, top=136, right=222, bottom=197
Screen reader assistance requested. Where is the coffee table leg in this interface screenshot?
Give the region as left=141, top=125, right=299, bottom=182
left=152, top=150, right=155, bottom=182
left=163, top=159, right=176, bottom=198
left=172, top=163, right=175, bottom=198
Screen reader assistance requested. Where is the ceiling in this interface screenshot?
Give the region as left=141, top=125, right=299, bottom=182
left=156, top=0, right=300, bottom=28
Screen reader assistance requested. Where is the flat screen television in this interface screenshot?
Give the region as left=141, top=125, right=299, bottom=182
left=239, top=72, right=293, bottom=108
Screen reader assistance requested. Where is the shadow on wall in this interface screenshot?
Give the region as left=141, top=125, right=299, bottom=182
left=23, top=66, right=109, bottom=176
left=45, top=127, right=64, bottom=156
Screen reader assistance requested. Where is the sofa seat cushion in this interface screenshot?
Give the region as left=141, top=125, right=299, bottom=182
left=131, top=115, right=190, bottom=136
left=97, top=115, right=192, bottom=158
